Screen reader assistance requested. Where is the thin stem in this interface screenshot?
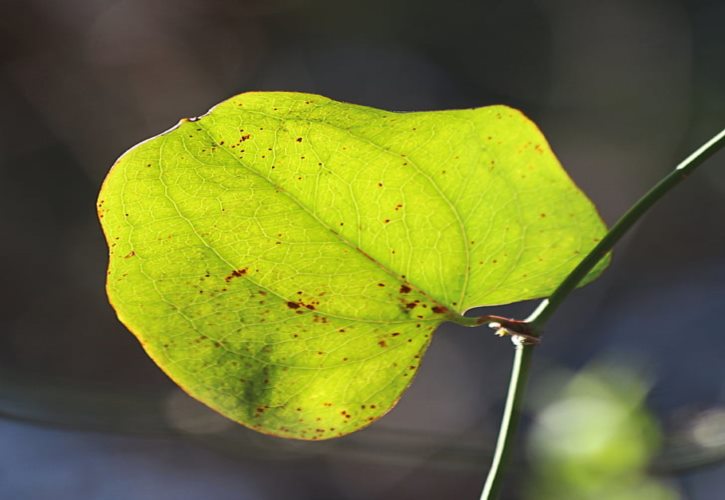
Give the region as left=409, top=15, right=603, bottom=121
left=478, top=127, right=725, bottom=500
left=530, top=127, right=725, bottom=329
left=480, top=340, right=532, bottom=500
left=478, top=302, right=547, bottom=500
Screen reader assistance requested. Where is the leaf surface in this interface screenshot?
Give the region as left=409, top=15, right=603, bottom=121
left=98, top=92, right=607, bottom=439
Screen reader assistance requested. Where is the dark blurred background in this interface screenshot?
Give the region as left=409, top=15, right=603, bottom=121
left=1, top=0, right=724, bottom=498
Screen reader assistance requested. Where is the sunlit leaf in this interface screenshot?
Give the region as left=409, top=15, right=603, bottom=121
left=98, top=92, right=607, bottom=439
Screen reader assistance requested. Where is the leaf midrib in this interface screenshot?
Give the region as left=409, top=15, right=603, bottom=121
left=226, top=103, right=472, bottom=308
left=187, top=117, right=456, bottom=318
left=141, top=131, right=448, bottom=326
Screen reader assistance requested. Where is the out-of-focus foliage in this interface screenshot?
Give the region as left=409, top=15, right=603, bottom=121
left=526, top=363, right=680, bottom=500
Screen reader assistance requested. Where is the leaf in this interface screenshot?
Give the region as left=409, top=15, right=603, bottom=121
left=98, top=92, right=607, bottom=440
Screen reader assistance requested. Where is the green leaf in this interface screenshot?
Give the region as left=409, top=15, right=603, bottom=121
left=98, top=92, right=607, bottom=440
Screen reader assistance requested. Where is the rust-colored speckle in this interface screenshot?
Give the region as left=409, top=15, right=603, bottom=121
left=123, top=250, right=135, bottom=259
left=225, top=268, right=248, bottom=282
left=432, top=305, right=448, bottom=314
left=287, top=301, right=300, bottom=309
left=400, top=285, right=411, bottom=294
left=296, top=137, right=303, bottom=142
left=378, top=340, right=388, bottom=348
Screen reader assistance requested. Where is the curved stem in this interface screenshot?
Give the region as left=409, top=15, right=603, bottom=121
left=478, top=127, right=725, bottom=500
left=479, top=339, right=532, bottom=500
left=530, top=127, right=725, bottom=329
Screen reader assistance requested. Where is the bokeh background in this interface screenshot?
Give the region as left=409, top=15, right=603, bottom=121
left=1, top=0, right=724, bottom=498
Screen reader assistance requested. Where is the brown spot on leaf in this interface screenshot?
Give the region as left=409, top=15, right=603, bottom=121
left=287, top=301, right=300, bottom=309
left=225, top=268, right=248, bottom=282
left=399, top=285, right=411, bottom=294
left=378, top=340, right=388, bottom=348
left=432, top=305, right=448, bottom=314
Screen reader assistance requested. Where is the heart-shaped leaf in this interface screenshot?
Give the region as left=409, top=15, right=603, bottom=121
left=98, top=92, right=607, bottom=439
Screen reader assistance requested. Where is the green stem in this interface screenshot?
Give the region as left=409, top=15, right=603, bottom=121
left=530, top=126, right=725, bottom=329
left=478, top=127, right=725, bottom=500
left=479, top=339, right=532, bottom=499
left=477, top=301, right=546, bottom=500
